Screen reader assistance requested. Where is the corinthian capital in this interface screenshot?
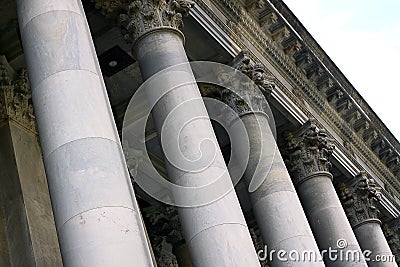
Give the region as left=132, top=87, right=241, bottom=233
left=93, top=0, right=194, bottom=45
left=340, top=172, right=382, bottom=228
left=217, top=51, right=275, bottom=117
left=232, top=50, right=275, bottom=97
left=284, top=119, right=335, bottom=184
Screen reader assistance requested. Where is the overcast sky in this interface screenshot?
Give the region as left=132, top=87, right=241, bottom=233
left=283, top=0, right=400, bottom=140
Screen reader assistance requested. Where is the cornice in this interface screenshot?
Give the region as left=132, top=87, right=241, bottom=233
left=190, top=0, right=400, bottom=201
left=268, top=0, right=400, bottom=153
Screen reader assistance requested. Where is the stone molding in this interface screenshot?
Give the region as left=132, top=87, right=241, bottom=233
left=340, top=172, right=382, bottom=228
left=93, top=0, right=194, bottom=46
left=0, top=56, right=36, bottom=132
left=284, top=119, right=335, bottom=185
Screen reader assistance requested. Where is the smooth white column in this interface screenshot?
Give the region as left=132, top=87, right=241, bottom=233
left=16, top=0, right=154, bottom=266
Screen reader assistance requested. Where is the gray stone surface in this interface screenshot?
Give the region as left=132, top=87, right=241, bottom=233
left=297, top=175, right=366, bottom=267
left=354, top=223, right=397, bottom=267
left=17, top=0, right=154, bottom=266
left=9, top=123, right=62, bottom=266
left=134, top=30, right=260, bottom=266
left=0, top=202, right=10, bottom=267
left=0, top=122, right=35, bottom=267
left=235, top=113, right=324, bottom=267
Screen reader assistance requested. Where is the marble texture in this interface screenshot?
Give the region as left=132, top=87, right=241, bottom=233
left=17, top=0, right=154, bottom=266
left=235, top=113, right=324, bottom=267
left=135, top=30, right=261, bottom=266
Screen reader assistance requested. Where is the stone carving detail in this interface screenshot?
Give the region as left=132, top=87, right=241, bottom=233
left=0, top=57, right=36, bottom=132
left=218, top=50, right=275, bottom=116
left=93, top=0, right=194, bottom=44
left=245, top=0, right=265, bottom=19
left=153, top=237, right=179, bottom=267
left=284, top=119, right=335, bottom=184
left=121, top=0, right=194, bottom=45
left=339, top=172, right=382, bottom=228
left=143, top=204, right=184, bottom=266
left=192, top=0, right=400, bottom=198
left=383, top=219, right=400, bottom=265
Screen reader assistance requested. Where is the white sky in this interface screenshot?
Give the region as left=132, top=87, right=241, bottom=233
left=283, top=0, right=400, bottom=140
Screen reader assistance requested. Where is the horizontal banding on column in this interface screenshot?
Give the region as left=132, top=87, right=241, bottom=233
left=32, top=70, right=118, bottom=158
left=20, top=10, right=98, bottom=87
left=58, top=206, right=151, bottom=266
left=187, top=223, right=259, bottom=266
left=45, top=138, right=135, bottom=227
left=17, top=0, right=82, bottom=29
left=253, top=190, right=314, bottom=247
left=178, top=190, right=248, bottom=241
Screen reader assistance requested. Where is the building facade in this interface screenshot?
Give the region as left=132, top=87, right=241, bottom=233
left=0, top=0, right=399, bottom=266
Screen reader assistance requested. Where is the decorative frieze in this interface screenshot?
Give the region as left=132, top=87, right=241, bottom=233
left=0, top=56, right=36, bottom=132
left=339, top=172, right=382, bottom=228
left=245, top=0, right=264, bottom=19
left=284, top=119, right=335, bottom=184
left=194, top=0, right=400, bottom=196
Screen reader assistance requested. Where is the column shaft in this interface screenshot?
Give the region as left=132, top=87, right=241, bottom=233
left=354, top=223, right=396, bottom=266
left=297, top=175, right=366, bottom=267
left=16, top=0, right=153, bottom=266
left=236, top=113, right=324, bottom=266
left=286, top=120, right=366, bottom=267
left=134, top=30, right=260, bottom=267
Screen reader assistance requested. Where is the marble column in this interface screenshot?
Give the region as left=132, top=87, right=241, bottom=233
left=225, top=53, right=324, bottom=266
left=285, top=120, right=367, bottom=267
left=340, top=172, right=396, bottom=266
left=16, top=1, right=154, bottom=266
left=107, top=1, right=260, bottom=266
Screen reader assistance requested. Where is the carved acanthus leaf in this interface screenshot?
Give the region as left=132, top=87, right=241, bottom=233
left=143, top=204, right=184, bottom=245
left=143, top=204, right=183, bottom=266
left=217, top=50, right=275, bottom=117
left=340, top=172, right=382, bottom=228
left=284, top=119, right=335, bottom=184
left=0, top=57, right=36, bottom=132
left=107, top=0, right=194, bottom=45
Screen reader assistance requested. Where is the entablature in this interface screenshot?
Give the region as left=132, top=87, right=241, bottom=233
left=188, top=0, right=400, bottom=215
